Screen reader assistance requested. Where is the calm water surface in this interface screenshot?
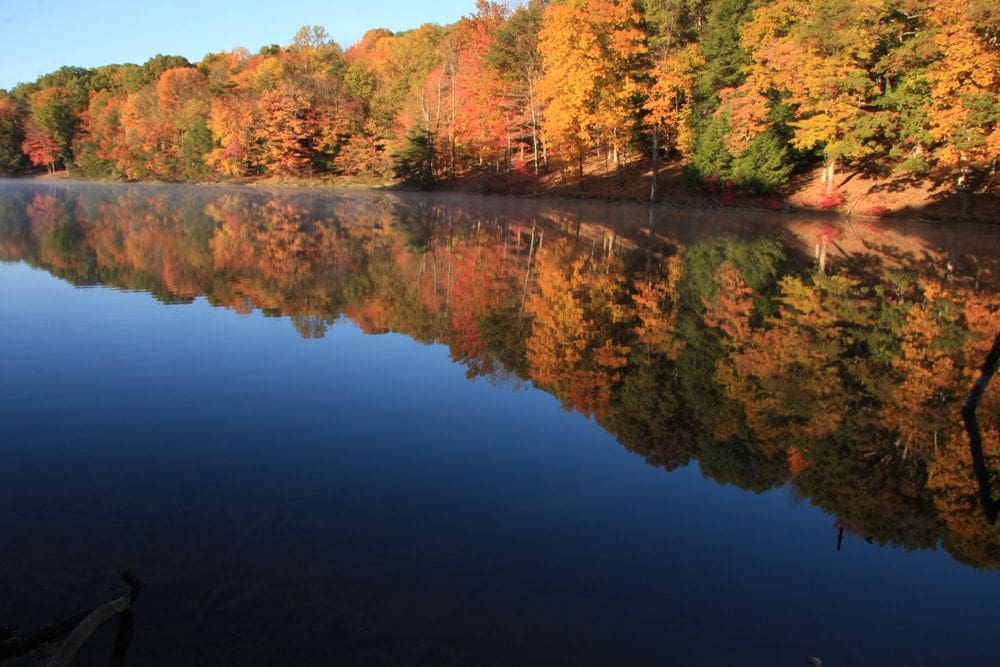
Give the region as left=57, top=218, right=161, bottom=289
left=2, top=180, right=1000, bottom=666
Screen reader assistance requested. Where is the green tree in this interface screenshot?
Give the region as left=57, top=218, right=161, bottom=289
left=689, top=110, right=733, bottom=180
left=393, top=129, right=437, bottom=187
left=730, top=127, right=793, bottom=193
left=26, top=87, right=78, bottom=169
left=486, top=1, right=545, bottom=173
left=0, top=93, right=25, bottom=174
left=640, top=0, right=705, bottom=55
left=691, top=0, right=751, bottom=126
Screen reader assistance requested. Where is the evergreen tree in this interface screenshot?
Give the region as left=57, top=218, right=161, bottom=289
left=689, top=110, right=733, bottom=181
left=393, top=130, right=437, bottom=188
left=691, top=0, right=751, bottom=127
left=730, top=128, right=794, bottom=193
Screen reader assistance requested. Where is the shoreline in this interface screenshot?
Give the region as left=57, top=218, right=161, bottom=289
left=5, top=170, right=999, bottom=226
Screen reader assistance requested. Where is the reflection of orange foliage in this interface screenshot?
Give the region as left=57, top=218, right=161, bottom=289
left=632, top=253, right=683, bottom=359
left=107, top=196, right=214, bottom=296
left=788, top=447, right=810, bottom=478
left=880, top=282, right=964, bottom=456
left=703, top=262, right=753, bottom=342
left=26, top=194, right=64, bottom=232
left=208, top=197, right=328, bottom=286
left=11, top=184, right=1000, bottom=572
left=717, top=275, right=850, bottom=452
left=927, top=423, right=1000, bottom=568
left=526, top=239, right=630, bottom=419
left=926, top=285, right=1000, bottom=565
left=961, top=292, right=1000, bottom=370
left=449, top=240, right=518, bottom=376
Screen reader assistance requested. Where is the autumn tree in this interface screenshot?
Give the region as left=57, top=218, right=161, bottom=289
left=156, top=67, right=213, bottom=179
left=537, top=0, right=648, bottom=187
left=922, top=1, right=1000, bottom=214
left=23, top=87, right=78, bottom=170
left=645, top=43, right=702, bottom=197
left=741, top=0, right=891, bottom=192
left=256, top=83, right=320, bottom=175
left=355, top=24, right=446, bottom=139
left=335, top=121, right=391, bottom=179
left=21, top=121, right=61, bottom=173
left=449, top=4, right=512, bottom=175
left=487, top=1, right=546, bottom=173
left=76, top=89, right=128, bottom=178
left=206, top=93, right=258, bottom=177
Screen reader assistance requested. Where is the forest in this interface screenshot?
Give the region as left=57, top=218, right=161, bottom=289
left=0, top=0, right=997, bottom=211
left=2, top=183, right=999, bottom=568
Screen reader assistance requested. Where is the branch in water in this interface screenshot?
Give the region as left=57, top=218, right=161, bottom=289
left=961, top=333, right=1000, bottom=524
left=0, top=571, right=143, bottom=665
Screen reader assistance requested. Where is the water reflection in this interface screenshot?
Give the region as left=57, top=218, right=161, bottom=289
left=3, top=181, right=1000, bottom=569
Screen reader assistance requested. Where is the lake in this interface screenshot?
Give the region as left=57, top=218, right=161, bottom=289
left=1, top=180, right=999, bottom=666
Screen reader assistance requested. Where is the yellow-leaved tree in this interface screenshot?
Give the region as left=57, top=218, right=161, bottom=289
left=923, top=0, right=1000, bottom=215
left=741, top=0, right=888, bottom=193
left=537, top=0, right=648, bottom=188
left=645, top=43, right=702, bottom=199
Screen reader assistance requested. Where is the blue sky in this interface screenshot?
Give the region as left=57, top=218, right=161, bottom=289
left=0, top=0, right=476, bottom=90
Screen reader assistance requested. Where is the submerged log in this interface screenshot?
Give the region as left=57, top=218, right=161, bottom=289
left=0, top=572, right=142, bottom=667
left=47, top=597, right=130, bottom=667
left=0, top=611, right=92, bottom=662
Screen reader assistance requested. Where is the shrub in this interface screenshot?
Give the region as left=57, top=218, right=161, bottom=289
left=818, top=189, right=845, bottom=209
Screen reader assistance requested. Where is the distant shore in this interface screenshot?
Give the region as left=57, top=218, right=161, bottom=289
left=10, top=165, right=1000, bottom=225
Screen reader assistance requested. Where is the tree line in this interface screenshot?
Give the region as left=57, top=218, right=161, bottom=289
left=0, top=0, right=997, bottom=201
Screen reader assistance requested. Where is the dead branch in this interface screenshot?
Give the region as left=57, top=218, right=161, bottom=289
left=961, top=332, right=1000, bottom=524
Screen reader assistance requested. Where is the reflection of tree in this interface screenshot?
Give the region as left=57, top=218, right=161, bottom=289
left=718, top=274, right=859, bottom=455
left=0, top=191, right=30, bottom=260
left=525, top=239, right=630, bottom=420
left=6, top=184, right=1000, bottom=569
left=671, top=237, right=790, bottom=490
left=929, top=317, right=1000, bottom=566
left=608, top=255, right=690, bottom=470
left=880, top=280, right=968, bottom=459
left=448, top=235, right=521, bottom=379
left=291, top=314, right=338, bottom=339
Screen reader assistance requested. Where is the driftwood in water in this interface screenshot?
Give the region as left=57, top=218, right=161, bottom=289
left=0, top=571, right=142, bottom=667
left=0, top=611, right=92, bottom=663
left=961, top=333, right=1000, bottom=524
left=47, top=597, right=130, bottom=667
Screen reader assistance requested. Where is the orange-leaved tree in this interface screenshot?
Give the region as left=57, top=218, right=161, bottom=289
left=537, top=0, right=648, bottom=187
left=741, top=0, right=889, bottom=193
left=922, top=1, right=1000, bottom=214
